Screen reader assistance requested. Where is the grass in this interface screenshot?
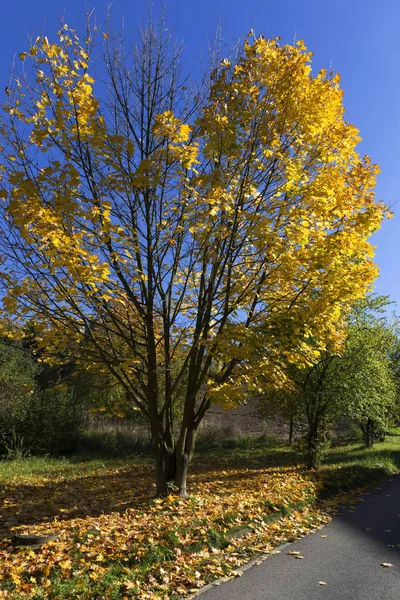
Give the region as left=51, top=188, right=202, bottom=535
left=0, top=430, right=399, bottom=599
left=0, top=454, right=148, bottom=482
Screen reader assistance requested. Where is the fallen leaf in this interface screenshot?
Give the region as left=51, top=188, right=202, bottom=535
left=287, top=551, right=301, bottom=555
left=0, top=455, right=331, bottom=598
left=317, top=581, right=327, bottom=585
left=381, top=563, right=393, bottom=568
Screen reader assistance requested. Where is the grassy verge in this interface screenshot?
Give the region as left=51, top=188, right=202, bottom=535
left=0, top=431, right=399, bottom=599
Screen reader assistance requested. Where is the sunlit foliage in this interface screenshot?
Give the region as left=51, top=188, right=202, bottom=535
left=0, top=20, right=389, bottom=494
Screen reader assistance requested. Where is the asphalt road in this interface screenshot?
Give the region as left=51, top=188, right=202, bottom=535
left=197, top=474, right=400, bottom=600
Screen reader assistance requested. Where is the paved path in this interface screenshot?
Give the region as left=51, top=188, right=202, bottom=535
left=197, top=474, right=400, bottom=600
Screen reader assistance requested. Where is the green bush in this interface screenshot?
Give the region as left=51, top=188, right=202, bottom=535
left=25, top=387, right=85, bottom=455
left=0, top=341, right=85, bottom=456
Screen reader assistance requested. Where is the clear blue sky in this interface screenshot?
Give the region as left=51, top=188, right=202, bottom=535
left=2, top=0, right=400, bottom=305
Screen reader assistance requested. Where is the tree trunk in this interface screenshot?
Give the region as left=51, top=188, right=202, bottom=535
left=361, top=418, right=375, bottom=448
left=364, top=418, right=375, bottom=448
left=152, top=426, right=198, bottom=497
left=378, top=428, right=386, bottom=442
left=174, top=426, right=197, bottom=497
left=289, top=412, right=294, bottom=446
left=306, top=420, right=321, bottom=470
left=174, top=452, right=189, bottom=497
left=154, top=440, right=176, bottom=497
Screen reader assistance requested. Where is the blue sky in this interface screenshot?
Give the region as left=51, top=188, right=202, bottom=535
left=2, top=0, right=400, bottom=305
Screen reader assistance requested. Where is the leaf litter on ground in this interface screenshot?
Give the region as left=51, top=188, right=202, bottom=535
left=0, top=460, right=330, bottom=598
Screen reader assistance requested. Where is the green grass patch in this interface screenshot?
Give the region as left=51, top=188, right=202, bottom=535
left=0, top=454, right=146, bottom=484
left=313, top=433, right=400, bottom=501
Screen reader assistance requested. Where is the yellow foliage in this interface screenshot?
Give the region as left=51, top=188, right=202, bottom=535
left=0, top=26, right=389, bottom=415
left=0, top=459, right=328, bottom=598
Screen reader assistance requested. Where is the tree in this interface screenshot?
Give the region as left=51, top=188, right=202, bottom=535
left=259, top=296, right=398, bottom=467
left=270, top=351, right=346, bottom=469
left=343, top=297, right=398, bottom=446
left=0, top=18, right=388, bottom=495
left=0, top=338, right=39, bottom=455
left=257, top=378, right=304, bottom=446
left=0, top=333, right=86, bottom=457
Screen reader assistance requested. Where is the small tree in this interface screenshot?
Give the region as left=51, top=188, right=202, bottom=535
left=280, top=352, right=345, bottom=469
left=343, top=298, right=398, bottom=447
left=259, top=296, right=398, bottom=467
left=0, top=334, right=86, bottom=456
left=257, top=378, right=304, bottom=446
left=0, top=339, right=38, bottom=455
left=0, top=17, right=388, bottom=495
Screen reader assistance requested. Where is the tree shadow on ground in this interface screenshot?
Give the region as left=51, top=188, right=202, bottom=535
left=327, top=473, right=400, bottom=568
left=1, top=440, right=399, bottom=542
left=0, top=459, right=303, bottom=541
left=0, top=464, right=155, bottom=540
left=0, top=448, right=304, bottom=542
left=193, top=445, right=300, bottom=472
left=311, top=445, right=400, bottom=509
left=325, top=445, right=400, bottom=467
left=314, top=464, right=390, bottom=502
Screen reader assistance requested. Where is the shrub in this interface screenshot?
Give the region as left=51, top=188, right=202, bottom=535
left=0, top=340, right=85, bottom=456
